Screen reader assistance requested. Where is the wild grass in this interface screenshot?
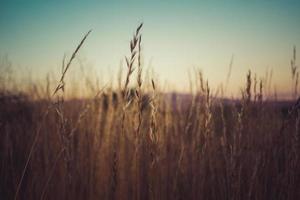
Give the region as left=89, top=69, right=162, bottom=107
left=0, top=24, right=300, bottom=200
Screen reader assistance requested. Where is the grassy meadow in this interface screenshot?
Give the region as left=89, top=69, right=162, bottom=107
left=0, top=24, right=300, bottom=200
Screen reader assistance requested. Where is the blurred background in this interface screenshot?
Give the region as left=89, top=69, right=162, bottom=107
left=1, top=0, right=300, bottom=98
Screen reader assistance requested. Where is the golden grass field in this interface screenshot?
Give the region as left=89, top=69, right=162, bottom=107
left=0, top=24, right=300, bottom=200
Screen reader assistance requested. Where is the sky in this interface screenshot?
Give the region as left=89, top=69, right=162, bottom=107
left=1, top=0, right=300, bottom=97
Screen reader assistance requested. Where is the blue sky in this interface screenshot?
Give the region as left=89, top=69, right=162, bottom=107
left=1, top=0, right=300, bottom=96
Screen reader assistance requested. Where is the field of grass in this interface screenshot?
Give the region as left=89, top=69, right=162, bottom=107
left=0, top=24, right=300, bottom=200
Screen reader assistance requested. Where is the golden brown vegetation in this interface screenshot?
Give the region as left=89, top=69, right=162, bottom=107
left=0, top=24, right=300, bottom=200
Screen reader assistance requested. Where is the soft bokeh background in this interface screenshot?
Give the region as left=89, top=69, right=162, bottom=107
left=1, top=0, right=300, bottom=98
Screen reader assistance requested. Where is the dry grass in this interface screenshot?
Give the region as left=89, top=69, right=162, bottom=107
left=0, top=24, right=300, bottom=200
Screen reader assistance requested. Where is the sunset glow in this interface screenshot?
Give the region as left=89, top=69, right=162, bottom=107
left=0, top=1, right=299, bottom=97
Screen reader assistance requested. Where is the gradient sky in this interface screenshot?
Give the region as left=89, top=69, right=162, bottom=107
left=1, top=0, right=300, bottom=97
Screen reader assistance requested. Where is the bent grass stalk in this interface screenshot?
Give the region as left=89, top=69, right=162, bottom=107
left=14, top=30, right=91, bottom=200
